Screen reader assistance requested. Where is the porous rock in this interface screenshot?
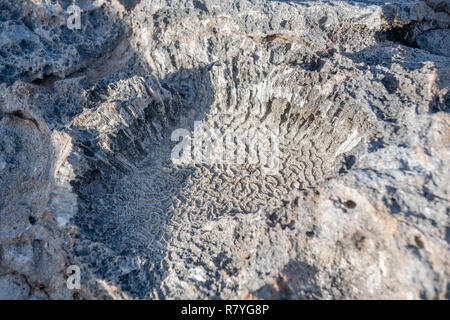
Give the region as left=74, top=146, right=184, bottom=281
left=0, top=0, right=449, bottom=299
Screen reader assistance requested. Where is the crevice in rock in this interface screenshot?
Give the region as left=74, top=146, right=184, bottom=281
left=375, top=22, right=421, bottom=48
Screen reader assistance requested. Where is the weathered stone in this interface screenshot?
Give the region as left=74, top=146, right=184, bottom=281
left=0, top=0, right=448, bottom=300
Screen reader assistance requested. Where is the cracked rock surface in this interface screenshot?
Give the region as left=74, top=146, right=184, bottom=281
left=0, top=0, right=449, bottom=299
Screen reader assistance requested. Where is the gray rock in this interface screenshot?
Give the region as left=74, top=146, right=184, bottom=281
left=0, top=0, right=448, bottom=299
left=417, top=29, right=450, bottom=56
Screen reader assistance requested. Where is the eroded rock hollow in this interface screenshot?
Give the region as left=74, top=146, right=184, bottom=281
left=0, top=0, right=449, bottom=299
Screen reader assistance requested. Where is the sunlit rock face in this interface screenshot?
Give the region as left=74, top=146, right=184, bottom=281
left=0, top=0, right=449, bottom=299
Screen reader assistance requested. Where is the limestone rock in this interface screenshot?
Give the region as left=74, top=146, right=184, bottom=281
left=0, top=0, right=448, bottom=299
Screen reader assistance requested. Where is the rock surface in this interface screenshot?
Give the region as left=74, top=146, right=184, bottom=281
left=0, top=0, right=449, bottom=299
